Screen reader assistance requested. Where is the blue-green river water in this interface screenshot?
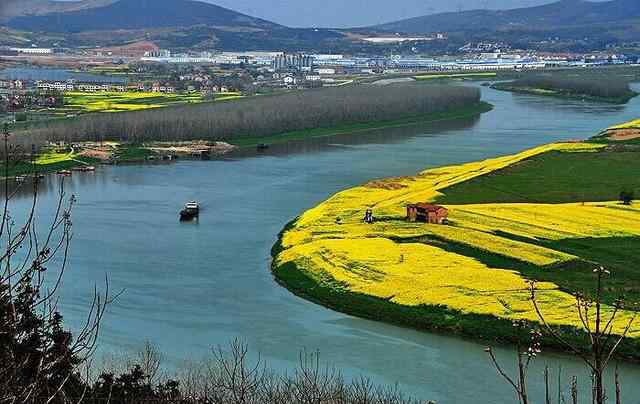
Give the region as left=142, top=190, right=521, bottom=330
left=14, top=84, right=640, bottom=403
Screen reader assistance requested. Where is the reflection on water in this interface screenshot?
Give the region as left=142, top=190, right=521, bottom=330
left=227, top=115, right=481, bottom=159
left=5, top=84, right=640, bottom=403
left=509, top=92, right=627, bottom=115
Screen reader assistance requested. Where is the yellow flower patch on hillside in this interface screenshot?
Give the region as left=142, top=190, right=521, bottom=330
left=277, top=238, right=637, bottom=336
left=275, top=141, right=640, bottom=337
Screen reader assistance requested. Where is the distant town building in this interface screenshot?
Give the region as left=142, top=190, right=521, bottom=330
left=273, top=53, right=312, bottom=71
left=10, top=48, right=53, bottom=55
left=145, top=49, right=171, bottom=58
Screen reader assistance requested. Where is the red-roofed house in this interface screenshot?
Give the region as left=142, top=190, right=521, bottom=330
left=407, top=203, right=448, bottom=224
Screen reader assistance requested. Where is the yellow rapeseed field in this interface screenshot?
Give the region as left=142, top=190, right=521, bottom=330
left=275, top=141, right=640, bottom=337
left=609, top=118, right=640, bottom=130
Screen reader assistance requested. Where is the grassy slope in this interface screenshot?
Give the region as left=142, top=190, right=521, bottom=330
left=436, top=149, right=640, bottom=204
left=436, top=146, right=640, bottom=303
left=272, top=141, right=640, bottom=358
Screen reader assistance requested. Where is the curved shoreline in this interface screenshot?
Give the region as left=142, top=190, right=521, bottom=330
left=270, top=223, right=640, bottom=361
left=491, top=83, right=638, bottom=104
left=270, top=142, right=640, bottom=360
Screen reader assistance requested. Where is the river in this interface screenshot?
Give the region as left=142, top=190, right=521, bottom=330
left=13, top=84, right=640, bottom=403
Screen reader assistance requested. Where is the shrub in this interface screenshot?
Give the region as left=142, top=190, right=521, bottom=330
left=620, top=190, right=635, bottom=205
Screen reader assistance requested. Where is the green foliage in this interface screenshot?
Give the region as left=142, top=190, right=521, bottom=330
left=620, top=189, right=635, bottom=205
left=91, top=366, right=181, bottom=402
left=0, top=271, right=85, bottom=401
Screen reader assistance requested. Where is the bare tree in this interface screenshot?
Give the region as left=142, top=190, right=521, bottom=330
left=528, top=267, right=637, bottom=404
left=136, top=340, right=162, bottom=385
left=23, top=84, right=482, bottom=145
left=485, top=320, right=542, bottom=404
left=0, top=122, right=112, bottom=404
left=172, top=339, right=424, bottom=404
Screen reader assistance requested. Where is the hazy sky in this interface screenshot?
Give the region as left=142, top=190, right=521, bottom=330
left=53, top=0, right=606, bottom=27
left=198, top=0, right=608, bottom=27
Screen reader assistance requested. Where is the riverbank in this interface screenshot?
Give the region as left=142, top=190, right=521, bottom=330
left=4, top=101, right=491, bottom=178
left=271, top=133, right=640, bottom=358
left=1, top=149, right=100, bottom=178
left=231, top=102, right=493, bottom=148
left=492, top=82, right=638, bottom=104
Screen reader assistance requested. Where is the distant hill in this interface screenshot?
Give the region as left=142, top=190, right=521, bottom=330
left=374, top=0, right=640, bottom=48
left=7, top=0, right=280, bottom=32
left=0, top=0, right=116, bottom=23
left=1, top=0, right=350, bottom=51
left=2, top=0, right=638, bottom=52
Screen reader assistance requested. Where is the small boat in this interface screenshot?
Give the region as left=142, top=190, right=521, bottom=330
left=256, top=143, right=270, bottom=151
left=57, top=170, right=72, bottom=176
left=180, top=201, right=200, bottom=221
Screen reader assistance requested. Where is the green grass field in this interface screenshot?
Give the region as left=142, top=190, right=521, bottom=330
left=436, top=149, right=640, bottom=204
left=435, top=146, right=640, bottom=303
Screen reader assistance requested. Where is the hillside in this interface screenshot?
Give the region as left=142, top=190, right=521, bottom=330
left=0, top=0, right=116, bottom=23
left=374, top=0, right=640, bottom=49
left=1, top=0, right=349, bottom=51
left=6, top=0, right=280, bottom=32
left=2, top=0, right=638, bottom=52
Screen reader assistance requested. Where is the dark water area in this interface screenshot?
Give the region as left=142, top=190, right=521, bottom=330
left=8, top=84, right=640, bottom=403
left=0, top=67, right=126, bottom=83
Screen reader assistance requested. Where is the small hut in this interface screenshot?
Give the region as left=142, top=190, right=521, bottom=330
left=406, top=203, right=448, bottom=224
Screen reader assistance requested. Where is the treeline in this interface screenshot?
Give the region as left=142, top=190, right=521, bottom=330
left=24, top=84, right=481, bottom=144
left=494, top=75, right=637, bottom=103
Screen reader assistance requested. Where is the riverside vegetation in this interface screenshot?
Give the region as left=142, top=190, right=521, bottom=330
left=491, top=75, right=638, bottom=104
left=272, top=119, right=640, bottom=360
left=5, top=84, right=489, bottom=176
left=20, top=84, right=487, bottom=146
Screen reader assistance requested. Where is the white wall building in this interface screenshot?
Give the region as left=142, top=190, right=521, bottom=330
left=10, top=48, right=53, bottom=55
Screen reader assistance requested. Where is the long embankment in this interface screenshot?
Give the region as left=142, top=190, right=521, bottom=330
left=16, top=84, right=488, bottom=147
left=271, top=137, right=640, bottom=358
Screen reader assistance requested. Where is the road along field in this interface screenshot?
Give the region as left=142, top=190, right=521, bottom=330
left=272, top=138, right=640, bottom=357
